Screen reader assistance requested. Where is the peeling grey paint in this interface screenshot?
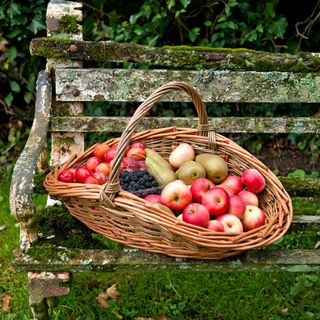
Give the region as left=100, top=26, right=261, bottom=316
left=10, top=70, right=51, bottom=223
left=55, top=69, right=320, bottom=103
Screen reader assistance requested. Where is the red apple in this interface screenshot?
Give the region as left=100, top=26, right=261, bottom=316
left=122, top=156, right=140, bottom=170
left=219, top=175, right=243, bottom=194
left=124, top=145, right=132, bottom=156
left=69, top=167, right=76, bottom=177
left=241, top=169, right=266, bottom=193
left=75, top=165, right=91, bottom=183
left=93, top=143, right=110, bottom=159
left=182, top=203, right=210, bottom=227
left=137, top=161, right=147, bottom=170
left=242, top=205, right=266, bottom=231
left=207, top=220, right=224, bottom=232
left=144, top=194, right=162, bottom=204
left=131, top=141, right=145, bottom=149
left=86, top=156, right=102, bottom=172
left=190, top=178, right=215, bottom=203
left=104, top=148, right=117, bottom=162
left=238, top=190, right=259, bottom=206
left=228, top=195, right=246, bottom=219
left=92, top=171, right=108, bottom=185
left=84, top=176, right=99, bottom=185
left=127, top=147, right=146, bottom=161
left=217, top=184, right=235, bottom=196
left=57, top=169, right=75, bottom=183
left=202, top=187, right=230, bottom=216
left=160, top=180, right=192, bottom=212
left=95, top=162, right=110, bottom=176
left=216, top=214, right=243, bottom=234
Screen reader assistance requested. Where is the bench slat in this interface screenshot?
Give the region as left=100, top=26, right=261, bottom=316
left=55, top=69, right=320, bottom=103
left=13, top=248, right=320, bottom=272
left=30, top=38, right=320, bottom=72
left=51, top=116, right=320, bottom=134
left=290, top=215, right=320, bottom=232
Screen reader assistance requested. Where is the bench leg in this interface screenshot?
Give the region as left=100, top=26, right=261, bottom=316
left=28, top=271, right=70, bottom=320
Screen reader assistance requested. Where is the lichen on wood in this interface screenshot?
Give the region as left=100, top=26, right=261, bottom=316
left=10, top=71, right=51, bottom=222
left=54, top=68, right=320, bottom=103
left=13, top=248, right=320, bottom=273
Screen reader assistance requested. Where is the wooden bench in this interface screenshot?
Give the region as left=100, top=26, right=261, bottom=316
left=9, top=1, right=320, bottom=319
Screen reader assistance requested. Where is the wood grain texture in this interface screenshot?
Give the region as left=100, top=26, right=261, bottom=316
left=13, top=248, right=320, bottom=272
left=51, top=116, right=320, bottom=134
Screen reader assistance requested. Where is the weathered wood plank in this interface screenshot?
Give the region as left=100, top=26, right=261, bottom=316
left=13, top=248, right=320, bottom=272
left=51, top=116, right=320, bottom=134
left=46, top=1, right=82, bottom=39
left=279, top=177, right=320, bottom=197
left=55, top=69, right=320, bottom=103
left=47, top=1, right=84, bottom=168
left=290, top=215, right=320, bottom=232
left=10, top=71, right=51, bottom=222
left=30, top=38, right=320, bottom=72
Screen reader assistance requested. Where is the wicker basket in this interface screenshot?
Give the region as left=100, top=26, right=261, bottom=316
left=45, top=81, right=293, bottom=259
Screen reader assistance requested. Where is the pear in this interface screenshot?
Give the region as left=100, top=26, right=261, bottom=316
left=145, top=148, right=172, bottom=170
left=145, top=157, right=176, bottom=186
left=176, top=160, right=206, bottom=185
left=151, top=203, right=175, bottom=216
left=195, top=153, right=228, bottom=183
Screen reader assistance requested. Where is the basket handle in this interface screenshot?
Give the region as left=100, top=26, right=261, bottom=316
left=100, top=81, right=214, bottom=206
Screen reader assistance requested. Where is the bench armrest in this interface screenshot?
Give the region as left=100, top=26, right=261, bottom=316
left=10, top=70, right=52, bottom=222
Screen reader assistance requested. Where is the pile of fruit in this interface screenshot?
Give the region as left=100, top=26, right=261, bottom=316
left=57, top=141, right=267, bottom=234
left=57, top=141, right=147, bottom=185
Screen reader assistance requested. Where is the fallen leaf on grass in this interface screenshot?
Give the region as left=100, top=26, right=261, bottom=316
left=96, top=292, right=109, bottom=308
left=106, top=284, right=119, bottom=299
left=0, top=225, right=6, bottom=232
left=1, top=293, right=11, bottom=313
left=96, top=284, right=120, bottom=308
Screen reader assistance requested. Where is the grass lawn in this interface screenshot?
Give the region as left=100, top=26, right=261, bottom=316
left=1, top=175, right=319, bottom=320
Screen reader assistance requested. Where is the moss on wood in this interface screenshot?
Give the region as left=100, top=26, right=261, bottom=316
left=33, top=172, right=47, bottom=194
left=162, top=45, right=267, bottom=54
left=279, top=176, right=320, bottom=197
left=13, top=248, right=320, bottom=272
left=58, top=15, right=80, bottom=34
left=35, top=206, right=120, bottom=250
left=30, top=38, right=320, bottom=72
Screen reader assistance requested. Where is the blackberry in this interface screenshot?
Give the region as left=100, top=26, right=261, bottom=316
left=132, top=186, right=162, bottom=198
left=119, top=169, right=160, bottom=197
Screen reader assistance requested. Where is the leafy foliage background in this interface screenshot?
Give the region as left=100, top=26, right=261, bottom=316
left=0, top=0, right=319, bottom=162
